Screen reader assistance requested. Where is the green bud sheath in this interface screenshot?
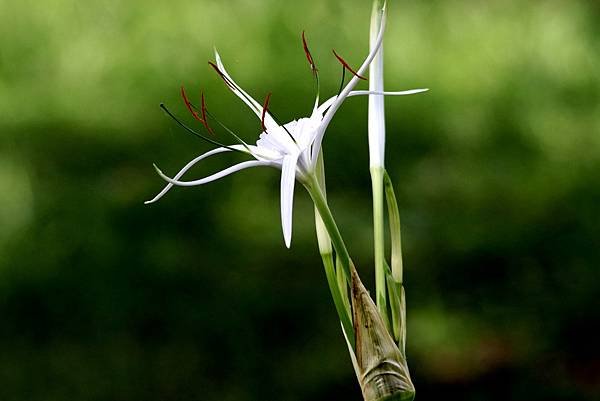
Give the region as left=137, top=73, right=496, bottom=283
left=351, top=266, right=415, bottom=401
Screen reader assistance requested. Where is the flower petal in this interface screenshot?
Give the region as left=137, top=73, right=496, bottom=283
left=145, top=147, right=232, bottom=204
left=154, top=160, right=272, bottom=187
left=315, top=89, right=428, bottom=117
left=214, top=50, right=279, bottom=132
left=316, top=96, right=338, bottom=115
left=349, top=89, right=429, bottom=97
left=280, top=154, right=299, bottom=248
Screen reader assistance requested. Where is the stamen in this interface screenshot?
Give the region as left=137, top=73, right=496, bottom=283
left=208, top=61, right=237, bottom=91
left=302, top=30, right=321, bottom=109
left=260, top=93, right=297, bottom=145
left=184, top=93, right=252, bottom=153
left=302, top=31, right=317, bottom=76
left=181, top=86, right=202, bottom=122
left=261, top=92, right=272, bottom=132
left=159, top=103, right=238, bottom=152
left=205, top=110, right=252, bottom=153
left=200, top=92, right=216, bottom=135
left=332, top=49, right=367, bottom=80
left=181, top=86, right=216, bottom=135
left=337, top=65, right=346, bottom=96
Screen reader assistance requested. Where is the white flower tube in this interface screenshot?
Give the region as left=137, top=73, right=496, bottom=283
left=368, top=0, right=389, bottom=324
left=368, top=0, right=386, bottom=169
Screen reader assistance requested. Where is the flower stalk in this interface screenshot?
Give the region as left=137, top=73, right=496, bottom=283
left=369, top=0, right=389, bottom=325
left=313, top=151, right=354, bottom=346
left=304, top=173, right=353, bottom=284
left=371, top=166, right=388, bottom=324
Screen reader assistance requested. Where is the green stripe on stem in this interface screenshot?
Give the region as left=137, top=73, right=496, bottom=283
left=371, top=166, right=389, bottom=329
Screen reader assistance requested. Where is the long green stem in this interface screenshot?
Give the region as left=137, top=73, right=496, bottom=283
left=320, top=252, right=354, bottom=347
left=312, top=153, right=354, bottom=347
left=368, top=0, right=389, bottom=327
left=305, top=175, right=353, bottom=284
left=371, top=166, right=388, bottom=325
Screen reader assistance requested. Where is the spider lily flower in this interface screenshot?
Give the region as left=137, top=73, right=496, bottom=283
left=146, top=7, right=427, bottom=248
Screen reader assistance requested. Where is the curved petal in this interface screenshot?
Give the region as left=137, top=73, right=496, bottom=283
left=280, top=154, right=299, bottom=248
left=348, top=89, right=429, bottom=97
left=316, top=95, right=338, bottom=116
left=145, top=147, right=232, bottom=204
left=315, top=89, right=427, bottom=117
left=154, top=160, right=272, bottom=187
left=311, top=6, right=388, bottom=163
left=309, top=89, right=428, bottom=163
left=214, top=51, right=279, bottom=132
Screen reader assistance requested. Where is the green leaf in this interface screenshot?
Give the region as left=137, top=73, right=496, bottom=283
left=384, top=261, right=406, bottom=355
left=383, top=170, right=407, bottom=353
left=320, top=252, right=354, bottom=347
left=336, top=254, right=350, bottom=314
left=371, top=167, right=390, bottom=330
left=383, top=170, right=404, bottom=283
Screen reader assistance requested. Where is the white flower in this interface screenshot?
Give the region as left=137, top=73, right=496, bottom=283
left=146, top=9, right=426, bottom=248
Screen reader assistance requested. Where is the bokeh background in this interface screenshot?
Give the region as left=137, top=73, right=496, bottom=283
left=1, top=0, right=599, bottom=400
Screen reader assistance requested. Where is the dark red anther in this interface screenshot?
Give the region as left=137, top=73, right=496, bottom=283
left=302, top=31, right=317, bottom=75
left=181, top=86, right=202, bottom=122
left=200, top=92, right=215, bottom=135
left=208, top=61, right=236, bottom=90
left=332, top=49, right=367, bottom=80
left=261, top=92, right=272, bottom=132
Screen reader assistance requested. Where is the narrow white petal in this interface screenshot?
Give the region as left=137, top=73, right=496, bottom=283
left=311, top=8, right=388, bottom=164
left=145, top=147, right=232, bottom=204
left=214, top=50, right=279, bottom=131
left=280, top=154, right=299, bottom=248
left=368, top=0, right=386, bottom=168
left=349, top=89, right=429, bottom=97
left=155, top=160, right=272, bottom=187
left=308, top=89, right=428, bottom=165
left=316, top=95, right=338, bottom=115
left=311, top=94, right=320, bottom=117
left=316, top=89, right=428, bottom=117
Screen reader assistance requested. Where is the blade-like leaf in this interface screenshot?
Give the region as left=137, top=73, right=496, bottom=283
left=320, top=253, right=354, bottom=347
left=336, top=254, right=350, bottom=313
left=384, top=261, right=406, bottom=355
left=383, top=170, right=403, bottom=283
left=383, top=170, right=408, bottom=352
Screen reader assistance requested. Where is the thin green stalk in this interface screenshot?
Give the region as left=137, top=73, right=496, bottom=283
left=371, top=166, right=388, bottom=326
left=336, top=255, right=350, bottom=313
left=320, top=252, right=354, bottom=347
left=368, top=0, right=390, bottom=328
left=305, top=175, right=353, bottom=284
left=313, top=153, right=354, bottom=346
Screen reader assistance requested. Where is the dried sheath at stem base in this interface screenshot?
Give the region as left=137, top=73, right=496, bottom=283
left=351, top=267, right=415, bottom=401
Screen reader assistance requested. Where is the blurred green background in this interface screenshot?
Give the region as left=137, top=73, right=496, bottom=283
left=1, top=0, right=599, bottom=400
